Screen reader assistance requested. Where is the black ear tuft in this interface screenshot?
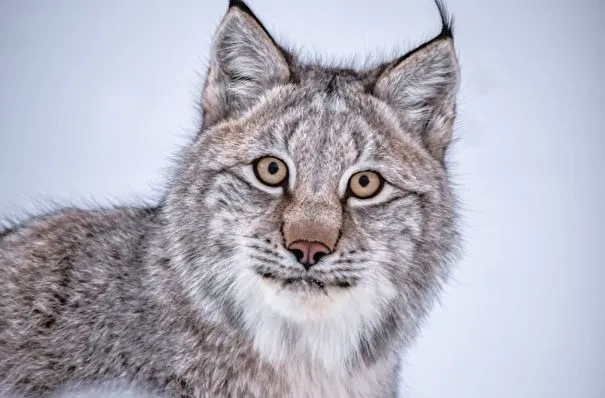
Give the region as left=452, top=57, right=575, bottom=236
left=228, top=0, right=254, bottom=14
left=435, top=0, right=455, bottom=40
left=384, top=0, right=455, bottom=67
left=227, top=0, right=281, bottom=50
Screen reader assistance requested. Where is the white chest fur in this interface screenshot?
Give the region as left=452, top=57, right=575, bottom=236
left=278, top=352, right=398, bottom=398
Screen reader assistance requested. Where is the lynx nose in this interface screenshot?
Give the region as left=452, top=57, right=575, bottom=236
left=287, top=240, right=331, bottom=270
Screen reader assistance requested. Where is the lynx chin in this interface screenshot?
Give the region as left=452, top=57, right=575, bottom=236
left=0, top=0, right=461, bottom=397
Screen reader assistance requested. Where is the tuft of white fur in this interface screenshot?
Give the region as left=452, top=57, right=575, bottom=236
left=230, top=236, right=397, bottom=373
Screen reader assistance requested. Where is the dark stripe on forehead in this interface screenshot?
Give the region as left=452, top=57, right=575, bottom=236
left=335, top=97, right=374, bottom=163
left=282, top=116, right=302, bottom=150
left=351, top=128, right=365, bottom=164
left=316, top=109, right=332, bottom=152
left=347, top=112, right=383, bottom=166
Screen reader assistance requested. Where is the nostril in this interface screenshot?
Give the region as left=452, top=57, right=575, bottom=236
left=290, top=249, right=305, bottom=262
left=312, top=251, right=327, bottom=263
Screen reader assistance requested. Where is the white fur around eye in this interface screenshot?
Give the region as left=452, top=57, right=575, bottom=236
left=347, top=182, right=394, bottom=207
left=239, top=152, right=296, bottom=196
left=241, top=165, right=284, bottom=196
left=339, top=164, right=395, bottom=207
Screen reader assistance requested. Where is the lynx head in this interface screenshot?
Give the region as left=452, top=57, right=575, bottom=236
left=165, top=0, right=460, bottom=370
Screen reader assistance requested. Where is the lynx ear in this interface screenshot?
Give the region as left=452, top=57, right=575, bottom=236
left=373, top=4, right=459, bottom=160
left=202, top=1, right=291, bottom=127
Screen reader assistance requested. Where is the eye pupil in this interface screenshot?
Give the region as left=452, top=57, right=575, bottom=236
left=358, top=175, right=370, bottom=187
left=268, top=162, right=279, bottom=175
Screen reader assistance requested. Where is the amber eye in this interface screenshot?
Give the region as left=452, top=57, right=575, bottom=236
left=348, top=171, right=383, bottom=199
left=254, top=156, right=288, bottom=187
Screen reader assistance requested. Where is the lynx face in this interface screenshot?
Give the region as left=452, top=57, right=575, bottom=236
left=191, top=89, right=438, bottom=320
left=165, top=0, right=459, bottom=368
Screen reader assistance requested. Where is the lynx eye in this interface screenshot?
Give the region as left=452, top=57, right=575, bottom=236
left=348, top=171, right=383, bottom=199
left=254, top=156, right=288, bottom=187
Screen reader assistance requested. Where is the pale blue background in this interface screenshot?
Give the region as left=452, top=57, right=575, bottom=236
left=1, top=1, right=604, bottom=397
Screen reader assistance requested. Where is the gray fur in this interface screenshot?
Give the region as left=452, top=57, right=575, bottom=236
left=0, top=1, right=460, bottom=397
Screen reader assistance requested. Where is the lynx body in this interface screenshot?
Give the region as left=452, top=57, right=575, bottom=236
left=0, top=1, right=460, bottom=397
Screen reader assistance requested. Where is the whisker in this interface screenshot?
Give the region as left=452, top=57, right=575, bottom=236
left=196, top=255, right=237, bottom=282
left=231, top=232, right=276, bottom=245
left=245, top=245, right=280, bottom=256
left=249, top=254, right=280, bottom=266
left=217, top=273, right=245, bottom=310
left=312, top=265, right=367, bottom=274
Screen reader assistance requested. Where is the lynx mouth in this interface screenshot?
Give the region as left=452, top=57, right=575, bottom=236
left=283, top=277, right=325, bottom=290
left=258, top=272, right=353, bottom=289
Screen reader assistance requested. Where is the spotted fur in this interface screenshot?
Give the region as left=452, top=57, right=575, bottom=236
left=0, top=1, right=460, bottom=397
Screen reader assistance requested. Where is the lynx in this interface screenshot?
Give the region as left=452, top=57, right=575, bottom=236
left=0, top=1, right=461, bottom=397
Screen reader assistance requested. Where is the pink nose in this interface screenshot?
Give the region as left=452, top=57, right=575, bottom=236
left=287, top=240, right=331, bottom=270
